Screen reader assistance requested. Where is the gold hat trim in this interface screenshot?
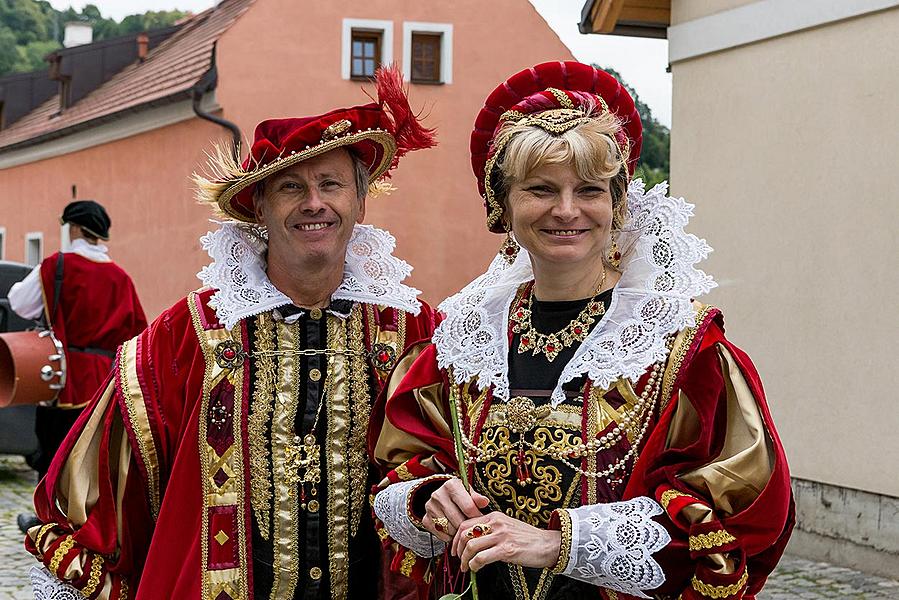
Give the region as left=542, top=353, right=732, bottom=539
left=195, top=128, right=397, bottom=223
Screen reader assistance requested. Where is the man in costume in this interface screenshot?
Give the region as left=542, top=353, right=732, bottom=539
left=25, top=66, right=438, bottom=600
left=369, top=61, right=793, bottom=600
left=9, top=200, right=146, bottom=533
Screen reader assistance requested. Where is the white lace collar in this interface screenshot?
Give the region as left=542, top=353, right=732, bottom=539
left=197, top=222, right=422, bottom=330
left=433, top=180, right=716, bottom=406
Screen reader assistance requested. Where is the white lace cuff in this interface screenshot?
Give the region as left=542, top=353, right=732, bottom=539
left=373, top=479, right=446, bottom=558
left=559, top=496, right=670, bottom=598
left=30, top=566, right=82, bottom=599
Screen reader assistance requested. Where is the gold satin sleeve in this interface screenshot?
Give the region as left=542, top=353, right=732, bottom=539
left=373, top=342, right=452, bottom=471
left=665, top=343, right=774, bottom=573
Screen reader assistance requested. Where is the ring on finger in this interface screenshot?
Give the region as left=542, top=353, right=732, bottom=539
left=465, top=523, right=492, bottom=538
left=433, top=516, right=449, bottom=534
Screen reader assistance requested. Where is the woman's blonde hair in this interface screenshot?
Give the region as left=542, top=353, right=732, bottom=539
left=493, top=105, right=629, bottom=229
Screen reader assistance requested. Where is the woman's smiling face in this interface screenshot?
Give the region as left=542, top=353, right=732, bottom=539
left=505, top=161, right=613, bottom=271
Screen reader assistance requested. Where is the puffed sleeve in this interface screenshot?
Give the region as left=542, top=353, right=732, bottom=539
left=369, top=342, right=461, bottom=585
left=25, top=300, right=191, bottom=599
left=606, top=314, right=793, bottom=600
left=25, top=374, right=150, bottom=600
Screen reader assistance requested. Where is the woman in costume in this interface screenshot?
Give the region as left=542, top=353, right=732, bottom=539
left=369, top=61, right=793, bottom=600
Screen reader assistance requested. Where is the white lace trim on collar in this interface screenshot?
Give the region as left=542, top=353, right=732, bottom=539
left=197, top=222, right=421, bottom=330
left=432, top=180, right=716, bottom=407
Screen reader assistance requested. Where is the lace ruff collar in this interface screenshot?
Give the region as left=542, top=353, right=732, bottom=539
left=433, top=180, right=716, bottom=406
left=197, top=222, right=421, bottom=330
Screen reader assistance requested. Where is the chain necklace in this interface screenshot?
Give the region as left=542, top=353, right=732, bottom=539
left=510, top=266, right=607, bottom=362
left=284, top=382, right=326, bottom=510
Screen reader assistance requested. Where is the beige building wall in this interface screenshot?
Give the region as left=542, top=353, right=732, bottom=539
left=668, top=3, right=899, bottom=497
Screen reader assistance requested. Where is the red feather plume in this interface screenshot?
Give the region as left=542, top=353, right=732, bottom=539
left=374, top=64, right=437, bottom=168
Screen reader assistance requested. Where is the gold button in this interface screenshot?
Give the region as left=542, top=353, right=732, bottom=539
left=310, top=308, right=323, bottom=320
left=309, top=566, right=322, bottom=580
left=307, top=499, right=320, bottom=512
left=310, top=368, right=322, bottom=381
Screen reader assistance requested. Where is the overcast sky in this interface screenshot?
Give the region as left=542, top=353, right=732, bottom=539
left=47, top=0, right=672, bottom=126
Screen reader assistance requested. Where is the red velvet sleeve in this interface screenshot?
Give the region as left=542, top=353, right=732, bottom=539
left=623, top=320, right=794, bottom=600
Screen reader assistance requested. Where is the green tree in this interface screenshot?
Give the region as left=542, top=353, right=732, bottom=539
left=595, top=65, right=670, bottom=186
left=0, top=0, right=189, bottom=77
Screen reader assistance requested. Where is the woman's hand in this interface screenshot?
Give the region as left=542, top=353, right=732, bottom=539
left=421, top=478, right=490, bottom=543
left=452, top=511, right=562, bottom=572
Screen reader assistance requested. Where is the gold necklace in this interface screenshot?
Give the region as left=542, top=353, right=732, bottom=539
left=284, top=384, right=326, bottom=510
left=510, top=266, right=607, bottom=362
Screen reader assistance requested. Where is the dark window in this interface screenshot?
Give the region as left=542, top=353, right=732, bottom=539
left=351, top=30, right=381, bottom=79
left=410, top=33, right=442, bottom=83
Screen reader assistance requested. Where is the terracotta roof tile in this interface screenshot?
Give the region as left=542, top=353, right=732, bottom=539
left=0, top=0, right=254, bottom=152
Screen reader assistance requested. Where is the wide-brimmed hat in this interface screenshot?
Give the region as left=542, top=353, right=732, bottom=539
left=196, top=65, right=436, bottom=222
left=470, top=61, right=643, bottom=232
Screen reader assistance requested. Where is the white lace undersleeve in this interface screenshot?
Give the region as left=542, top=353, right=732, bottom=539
left=373, top=479, right=446, bottom=558
left=560, top=496, right=670, bottom=598
left=30, top=566, right=82, bottom=599
left=433, top=180, right=716, bottom=406
left=197, top=222, right=422, bottom=330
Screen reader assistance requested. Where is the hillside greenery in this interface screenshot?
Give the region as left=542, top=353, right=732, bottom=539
left=0, top=0, right=186, bottom=76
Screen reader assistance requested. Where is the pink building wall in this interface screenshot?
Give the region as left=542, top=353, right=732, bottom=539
left=0, top=0, right=574, bottom=317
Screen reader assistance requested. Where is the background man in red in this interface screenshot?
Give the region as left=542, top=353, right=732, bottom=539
left=8, top=200, right=147, bottom=532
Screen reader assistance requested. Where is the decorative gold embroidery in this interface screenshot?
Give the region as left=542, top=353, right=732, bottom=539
left=118, top=339, right=161, bottom=518
left=660, top=304, right=717, bottom=411
left=119, top=578, right=129, bottom=600
left=400, top=550, right=417, bottom=577
left=321, top=119, right=352, bottom=142
left=49, top=535, right=75, bottom=577
left=550, top=509, right=572, bottom=574
left=249, top=312, right=277, bottom=540
left=660, top=488, right=695, bottom=511
left=394, top=462, right=415, bottom=481
left=33, top=523, right=56, bottom=551
left=270, top=320, right=303, bottom=600
left=189, top=293, right=250, bottom=600
left=376, top=527, right=389, bottom=541
left=689, top=530, right=737, bottom=552
left=691, top=569, right=749, bottom=598
left=82, top=554, right=104, bottom=596
left=546, top=87, right=575, bottom=109
left=347, top=304, right=372, bottom=538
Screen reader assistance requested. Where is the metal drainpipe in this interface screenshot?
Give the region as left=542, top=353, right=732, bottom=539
left=191, top=43, right=242, bottom=161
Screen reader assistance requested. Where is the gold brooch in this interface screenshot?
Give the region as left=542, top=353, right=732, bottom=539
left=321, top=119, right=352, bottom=142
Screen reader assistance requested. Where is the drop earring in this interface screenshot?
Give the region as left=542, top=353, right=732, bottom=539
left=607, top=237, right=621, bottom=268
left=499, top=225, right=519, bottom=265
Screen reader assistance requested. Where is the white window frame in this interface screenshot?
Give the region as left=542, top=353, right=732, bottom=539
left=25, top=232, right=43, bottom=267
left=402, top=22, right=453, bottom=85
left=342, top=19, right=394, bottom=80
left=0, top=227, right=6, bottom=260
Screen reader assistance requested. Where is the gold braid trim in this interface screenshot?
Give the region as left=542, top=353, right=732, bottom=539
left=691, top=569, right=749, bottom=598
left=81, top=554, right=105, bottom=597
left=347, top=305, right=372, bottom=538
left=33, top=523, right=56, bottom=552
left=550, top=509, right=572, bottom=574
left=119, top=578, right=129, bottom=600
left=49, top=535, right=75, bottom=577
left=248, top=312, right=277, bottom=540
left=399, top=550, right=417, bottom=577
left=660, top=488, right=698, bottom=511
left=689, top=529, right=737, bottom=552
left=394, top=462, right=415, bottom=481
left=660, top=304, right=718, bottom=411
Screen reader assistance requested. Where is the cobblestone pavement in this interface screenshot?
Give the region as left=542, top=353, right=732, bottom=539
left=1, top=456, right=898, bottom=599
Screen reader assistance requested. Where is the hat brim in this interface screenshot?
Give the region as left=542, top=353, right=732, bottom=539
left=216, top=129, right=397, bottom=223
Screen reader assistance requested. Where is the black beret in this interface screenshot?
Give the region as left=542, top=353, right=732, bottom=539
left=61, top=200, right=111, bottom=241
